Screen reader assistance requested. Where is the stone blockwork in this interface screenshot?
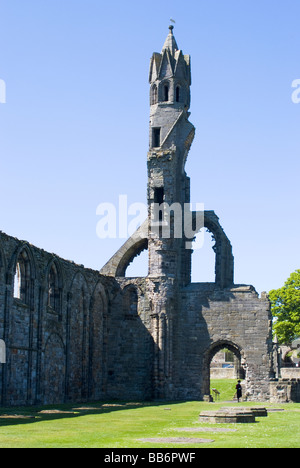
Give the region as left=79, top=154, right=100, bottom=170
left=0, top=226, right=275, bottom=405
left=269, top=379, right=300, bottom=403
left=0, top=232, right=155, bottom=406
left=174, top=285, right=273, bottom=400
left=102, top=26, right=274, bottom=402
left=0, top=26, right=281, bottom=406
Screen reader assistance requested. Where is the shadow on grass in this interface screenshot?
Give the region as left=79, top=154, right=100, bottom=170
left=0, top=400, right=187, bottom=427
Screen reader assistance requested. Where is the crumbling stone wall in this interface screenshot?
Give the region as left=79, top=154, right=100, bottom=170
left=269, top=379, right=300, bottom=403
left=0, top=233, right=130, bottom=405
left=172, top=285, right=273, bottom=401
left=0, top=231, right=156, bottom=406
left=0, top=229, right=276, bottom=405
left=100, top=26, right=275, bottom=404
left=0, top=27, right=277, bottom=407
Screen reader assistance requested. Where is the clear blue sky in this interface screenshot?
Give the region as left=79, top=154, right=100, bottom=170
left=0, top=0, right=299, bottom=294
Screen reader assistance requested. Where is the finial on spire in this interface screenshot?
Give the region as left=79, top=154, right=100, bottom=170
left=169, top=19, right=175, bottom=34
left=161, top=21, right=178, bottom=55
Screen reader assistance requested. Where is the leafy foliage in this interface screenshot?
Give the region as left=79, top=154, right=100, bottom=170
left=269, top=270, right=300, bottom=344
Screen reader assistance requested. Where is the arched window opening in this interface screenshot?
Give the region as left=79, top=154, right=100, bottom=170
left=0, top=339, right=6, bottom=364
left=191, top=229, right=216, bottom=283
left=123, top=286, right=138, bottom=317
left=48, top=263, right=61, bottom=312
left=176, top=86, right=180, bottom=102
left=14, top=262, right=22, bottom=299
left=151, top=84, right=158, bottom=105
left=13, top=250, right=31, bottom=304
left=125, top=248, right=148, bottom=278
left=163, top=84, right=169, bottom=102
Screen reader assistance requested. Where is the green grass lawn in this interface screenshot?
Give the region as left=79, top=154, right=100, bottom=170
left=0, top=380, right=299, bottom=448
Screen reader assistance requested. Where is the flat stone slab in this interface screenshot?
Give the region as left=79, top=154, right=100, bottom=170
left=220, top=406, right=268, bottom=417
left=38, top=409, right=77, bottom=415
left=266, top=408, right=285, bottom=412
left=247, top=407, right=268, bottom=417
left=138, top=437, right=214, bottom=444
left=199, top=407, right=255, bottom=424
left=73, top=406, right=103, bottom=411
left=0, top=414, right=36, bottom=419
left=175, top=427, right=237, bottom=433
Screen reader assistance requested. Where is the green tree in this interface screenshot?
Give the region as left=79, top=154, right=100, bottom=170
left=269, top=270, right=300, bottom=345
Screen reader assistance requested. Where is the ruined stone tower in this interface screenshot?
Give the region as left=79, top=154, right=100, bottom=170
left=102, top=26, right=274, bottom=401
left=147, top=25, right=195, bottom=283
left=146, top=26, right=196, bottom=397
left=0, top=26, right=276, bottom=407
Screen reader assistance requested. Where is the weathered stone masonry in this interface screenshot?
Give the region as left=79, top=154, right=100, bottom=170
left=0, top=232, right=155, bottom=405
left=1, top=26, right=296, bottom=406
left=101, top=26, right=275, bottom=402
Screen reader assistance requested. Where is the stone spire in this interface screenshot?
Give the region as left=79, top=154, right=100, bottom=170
left=161, top=25, right=178, bottom=56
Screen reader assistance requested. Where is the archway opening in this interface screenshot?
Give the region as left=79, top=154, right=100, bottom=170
left=125, top=248, right=148, bottom=278
left=204, top=341, right=246, bottom=402
left=191, top=228, right=216, bottom=283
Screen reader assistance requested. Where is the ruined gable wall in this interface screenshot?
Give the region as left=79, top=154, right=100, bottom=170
left=171, top=284, right=274, bottom=401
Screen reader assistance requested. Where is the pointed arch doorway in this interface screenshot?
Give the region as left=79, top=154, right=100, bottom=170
left=202, top=340, right=246, bottom=399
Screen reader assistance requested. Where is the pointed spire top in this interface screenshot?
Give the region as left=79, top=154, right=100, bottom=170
left=161, top=24, right=179, bottom=56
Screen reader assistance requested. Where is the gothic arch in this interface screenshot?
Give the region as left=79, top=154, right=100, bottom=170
left=203, top=340, right=245, bottom=364
left=69, top=269, right=90, bottom=295
left=45, top=257, right=64, bottom=287
left=159, top=80, right=171, bottom=102
left=67, top=271, right=90, bottom=401
left=10, top=244, right=36, bottom=305
left=89, top=280, right=109, bottom=399
left=45, top=258, right=64, bottom=313
left=174, top=81, right=187, bottom=105
left=190, top=211, right=234, bottom=288
left=91, top=280, right=109, bottom=311
left=202, top=340, right=246, bottom=396
left=10, top=243, right=36, bottom=276
left=100, top=220, right=149, bottom=278
left=119, top=238, right=148, bottom=277
left=191, top=229, right=216, bottom=282
left=150, top=84, right=158, bottom=105
left=43, top=333, right=66, bottom=404
left=121, top=280, right=145, bottom=297
left=68, top=271, right=90, bottom=325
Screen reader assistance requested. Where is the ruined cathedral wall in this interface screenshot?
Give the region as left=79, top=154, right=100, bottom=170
left=0, top=230, right=118, bottom=406
left=172, top=285, right=273, bottom=401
